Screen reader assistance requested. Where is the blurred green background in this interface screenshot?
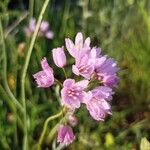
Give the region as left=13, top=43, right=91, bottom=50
left=0, top=0, right=150, bottom=149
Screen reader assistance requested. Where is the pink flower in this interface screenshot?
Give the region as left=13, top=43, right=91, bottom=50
left=68, top=115, right=78, bottom=127
left=40, top=21, right=49, bottom=32
left=52, top=46, right=66, bottom=68
left=96, top=58, right=119, bottom=75
left=61, top=79, right=89, bottom=109
left=57, top=124, right=75, bottom=146
left=84, top=86, right=113, bottom=121
left=65, top=32, right=91, bottom=58
left=24, top=18, right=36, bottom=37
left=33, top=58, right=54, bottom=88
left=102, top=75, right=119, bottom=87
left=72, top=54, right=94, bottom=79
left=95, top=58, right=119, bottom=87
left=91, top=86, right=114, bottom=101
left=86, top=97, right=111, bottom=121
left=24, top=18, right=54, bottom=39
left=45, top=31, right=54, bottom=39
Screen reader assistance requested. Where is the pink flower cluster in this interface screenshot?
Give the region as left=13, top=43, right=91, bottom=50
left=24, top=18, right=54, bottom=39
left=33, top=32, right=119, bottom=146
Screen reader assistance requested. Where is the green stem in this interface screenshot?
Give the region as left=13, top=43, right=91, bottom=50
left=0, top=84, right=24, bottom=130
left=29, top=0, right=34, bottom=19
left=62, top=68, right=67, bottom=79
left=20, top=0, right=51, bottom=149
left=55, top=78, right=63, bottom=87
left=4, top=12, right=28, bottom=39
left=0, top=20, right=24, bottom=113
left=37, top=108, right=66, bottom=150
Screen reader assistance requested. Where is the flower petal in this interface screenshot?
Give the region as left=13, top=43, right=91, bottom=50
left=63, top=79, right=75, bottom=87
left=72, top=65, right=80, bottom=76
left=75, top=32, right=83, bottom=50
left=65, top=38, right=76, bottom=57
left=75, top=80, right=89, bottom=89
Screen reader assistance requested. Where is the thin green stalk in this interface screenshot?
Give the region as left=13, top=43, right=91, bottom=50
left=37, top=108, right=66, bottom=150
left=62, top=68, right=67, bottom=79
left=55, top=78, right=63, bottom=87
left=4, top=12, right=28, bottom=39
left=29, top=0, right=34, bottom=19
left=0, top=84, right=24, bottom=130
left=20, top=0, right=51, bottom=149
left=0, top=20, right=23, bottom=113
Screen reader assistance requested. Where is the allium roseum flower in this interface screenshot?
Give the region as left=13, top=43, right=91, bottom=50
left=95, top=58, right=119, bottom=87
left=40, top=21, right=49, bottom=32
left=91, top=86, right=114, bottom=101
left=57, top=124, right=75, bottom=146
left=33, top=58, right=54, bottom=88
left=34, top=32, right=120, bottom=147
left=61, top=79, right=89, bottom=109
left=52, top=46, right=66, bottom=68
left=24, top=18, right=36, bottom=37
left=86, top=97, right=111, bottom=121
left=72, top=54, right=94, bottom=79
left=65, top=32, right=91, bottom=58
left=84, top=87, right=113, bottom=121
left=24, top=18, right=54, bottom=39
left=102, top=75, right=119, bottom=87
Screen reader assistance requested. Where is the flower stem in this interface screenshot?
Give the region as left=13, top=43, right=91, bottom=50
left=4, top=12, right=28, bottom=39
left=37, top=108, right=66, bottom=150
left=62, top=68, right=67, bottom=79
left=20, top=0, right=51, bottom=149
left=55, top=78, right=63, bottom=86
left=29, top=0, right=34, bottom=19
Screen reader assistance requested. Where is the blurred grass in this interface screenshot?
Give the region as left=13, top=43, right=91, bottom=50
left=0, top=0, right=150, bottom=149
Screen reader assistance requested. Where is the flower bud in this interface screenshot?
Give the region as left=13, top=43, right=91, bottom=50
left=57, top=124, right=75, bottom=145
left=68, top=115, right=78, bottom=127
left=52, top=46, right=66, bottom=68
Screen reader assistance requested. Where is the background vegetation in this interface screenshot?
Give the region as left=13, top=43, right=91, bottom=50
left=0, top=0, right=150, bottom=149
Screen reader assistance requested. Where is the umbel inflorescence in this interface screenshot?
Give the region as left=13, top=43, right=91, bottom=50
left=33, top=32, right=119, bottom=146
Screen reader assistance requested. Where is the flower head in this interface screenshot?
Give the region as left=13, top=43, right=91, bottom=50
left=33, top=58, right=54, bottom=88
left=95, top=58, right=119, bottom=87
left=40, top=21, right=49, bottom=32
left=61, top=79, right=89, bottom=109
left=52, top=46, right=66, bottom=68
left=86, top=98, right=111, bottom=121
left=24, top=18, right=36, bottom=37
left=45, top=31, right=54, bottom=39
left=72, top=54, right=94, bottom=79
left=24, top=18, right=54, bottom=39
left=57, top=124, right=75, bottom=146
left=84, top=86, right=113, bottom=121
left=65, top=32, right=91, bottom=58
left=102, top=75, right=119, bottom=87
left=91, top=86, right=114, bottom=101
